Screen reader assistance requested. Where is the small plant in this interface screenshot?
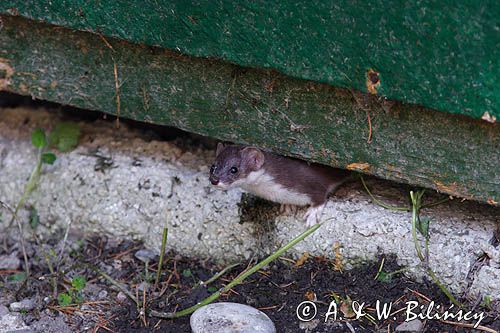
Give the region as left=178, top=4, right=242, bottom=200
left=29, top=207, right=40, bottom=230
left=182, top=268, right=193, bottom=278
left=2, top=124, right=81, bottom=280
left=8, top=123, right=80, bottom=229
left=410, top=190, right=460, bottom=306
left=57, top=276, right=87, bottom=306
left=8, top=128, right=56, bottom=228
left=481, top=295, right=492, bottom=310
left=7, top=272, right=27, bottom=283
left=374, top=258, right=408, bottom=283
left=49, top=122, right=81, bottom=152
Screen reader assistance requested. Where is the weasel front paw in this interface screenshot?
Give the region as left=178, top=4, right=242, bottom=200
left=279, top=204, right=299, bottom=216
left=304, top=204, right=326, bottom=227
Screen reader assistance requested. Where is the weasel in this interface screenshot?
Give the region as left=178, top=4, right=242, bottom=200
left=209, top=143, right=350, bottom=226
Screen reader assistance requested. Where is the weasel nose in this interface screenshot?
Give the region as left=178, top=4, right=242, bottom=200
left=210, top=176, right=219, bottom=185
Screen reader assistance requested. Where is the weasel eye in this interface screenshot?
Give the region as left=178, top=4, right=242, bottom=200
left=230, top=166, right=238, bottom=174
left=210, top=164, right=215, bottom=174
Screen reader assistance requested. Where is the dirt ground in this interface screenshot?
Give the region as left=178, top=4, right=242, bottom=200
left=1, top=230, right=499, bottom=333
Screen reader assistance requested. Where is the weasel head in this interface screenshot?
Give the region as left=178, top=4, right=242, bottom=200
left=209, top=143, right=265, bottom=189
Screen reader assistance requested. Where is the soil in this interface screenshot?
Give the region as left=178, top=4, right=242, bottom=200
left=1, top=231, right=499, bottom=333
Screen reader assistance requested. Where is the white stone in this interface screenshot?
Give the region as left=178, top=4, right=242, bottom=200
left=190, top=302, right=276, bottom=333
left=395, top=319, right=424, bottom=332
left=0, top=313, right=29, bottom=332
left=134, top=249, right=157, bottom=263
left=9, top=299, right=36, bottom=312
left=116, top=292, right=128, bottom=303
left=0, top=305, right=9, bottom=316
left=0, top=254, right=21, bottom=270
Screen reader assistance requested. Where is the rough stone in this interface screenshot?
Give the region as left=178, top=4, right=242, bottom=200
left=395, top=319, right=424, bottom=332
left=470, top=265, right=500, bottom=300
left=29, top=312, right=72, bottom=333
left=0, top=254, right=21, bottom=270
left=98, top=290, right=108, bottom=300
left=0, top=304, right=9, bottom=317
left=298, top=318, right=320, bottom=331
left=116, top=291, right=128, bottom=303
left=0, top=313, right=28, bottom=332
left=9, top=299, right=36, bottom=312
left=190, top=302, right=276, bottom=333
left=0, top=106, right=498, bottom=301
left=134, top=249, right=157, bottom=263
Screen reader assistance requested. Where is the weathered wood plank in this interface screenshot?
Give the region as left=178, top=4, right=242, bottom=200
left=0, top=16, right=499, bottom=204
left=0, top=1, right=498, bottom=120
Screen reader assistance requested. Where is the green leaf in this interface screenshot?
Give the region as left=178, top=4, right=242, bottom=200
left=417, top=216, right=430, bottom=239
left=375, top=271, right=392, bottom=283
left=481, top=296, right=492, bottom=309
left=57, top=293, right=73, bottom=306
left=31, top=128, right=47, bottom=148
left=207, top=286, right=218, bottom=293
left=41, top=152, right=57, bottom=165
left=182, top=269, right=192, bottom=278
left=49, top=122, right=81, bottom=152
left=74, top=294, right=84, bottom=304
left=71, top=276, right=86, bottom=292
left=29, top=207, right=39, bottom=229
left=7, top=272, right=27, bottom=282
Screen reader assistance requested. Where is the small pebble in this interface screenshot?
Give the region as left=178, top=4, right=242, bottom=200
left=299, top=319, right=320, bottom=330
left=395, top=319, right=424, bottom=332
left=0, top=304, right=9, bottom=317
left=9, top=299, right=36, bottom=312
left=98, top=290, right=108, bottom=299
left=116, top=291, right=127, bottom=303
left=137, top=282, right=150, bottom=292
left=190, top=302, right=276, bottom=333
left=0, top=254, right=21, bottom=270
left=134, top=249, right=157, bottom=263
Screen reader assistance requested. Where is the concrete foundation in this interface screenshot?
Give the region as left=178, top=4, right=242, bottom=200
left=0, top=106, right=498, bottom=301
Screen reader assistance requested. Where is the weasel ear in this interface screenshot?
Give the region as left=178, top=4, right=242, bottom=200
left=242, top=147, right=265, bottom=171
left=216, top=143, right=225, bottom=157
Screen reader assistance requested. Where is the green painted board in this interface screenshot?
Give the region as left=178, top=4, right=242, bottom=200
left=1, top=1, right=499, bottom=120
left=1, top=16, right=498, bottom=205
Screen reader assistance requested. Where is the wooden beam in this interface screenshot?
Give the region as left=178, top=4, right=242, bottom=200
left=0, top=16, right=498, bottom=205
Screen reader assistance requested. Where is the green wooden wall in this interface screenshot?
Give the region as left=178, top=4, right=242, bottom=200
left=1, top=1, right=499, bottom=121
left=1, top=16, right=498, bottom=205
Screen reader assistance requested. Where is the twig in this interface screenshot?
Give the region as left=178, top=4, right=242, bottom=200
left=113, top=62, right=121, bottom=128
left=366, top=110, right=372, bottom=143
left=149, top=223, right=322, bottom=319
left=7, top=147, right=43, bottom=228
left=374, top=257, right=385, bottom=280
left=421, top=197, right=450, bottom=209
left=359, top=176, right=409, bottom=212
left=99, top=34, right=120, bottom=128
left=155, top=227, right=168, bottom=288
left=0, top=201, right=30, bottom=279
left=42, top=250, right=58, bottom=299
left=410, top=191, right=461, bottom=307
left=199, top=263, right=241, bottom=286
left=410, top=191, right=425, bottom=262
left=56, top=217, right=73, bottom=271
left=99, top=34, right=115, bottom=51
left=90, top=265, right=139, bottom=307
left=439, top=319, right=497, bottom=333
